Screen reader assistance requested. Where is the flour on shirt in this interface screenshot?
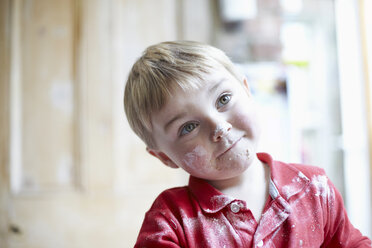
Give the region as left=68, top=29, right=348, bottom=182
left=277, top=173, right=336, bottom=246
left=280, top=172, right=335, bottom=204
left=282, top=184, right=300, bottom=199
left=209, top=195, right=235, bottom=211
left=311, top=175, right=330, bottom=198
left=146, top=218, right=174, bottom=241
left=259, top=224, right=282, bottom=247
left=254, top=204, right=289, bottom=242
left=181, top=209, right=240, bottom=247
left=281, top=172, right=309, bottom=199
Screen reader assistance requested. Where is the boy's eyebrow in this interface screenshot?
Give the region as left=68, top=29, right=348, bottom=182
left=164, top=112, right=186, bottom=132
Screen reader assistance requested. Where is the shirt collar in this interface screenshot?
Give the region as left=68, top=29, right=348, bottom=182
left=257, top=153, right=311, bottom=201
left=188, top=153, right=310, bottom=213
left=188, top=176, right=234, bottom=213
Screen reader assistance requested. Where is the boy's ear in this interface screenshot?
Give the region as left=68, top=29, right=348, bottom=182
left=146, top=147, right=179, bottom=169
left=242, top=77, right=251, bottom=97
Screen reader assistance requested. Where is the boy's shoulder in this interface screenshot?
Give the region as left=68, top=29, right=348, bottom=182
left=269, top=155, right=332, bottom=201
left=147, top=185, right=194, bottom=214
left=259, top=153, right=327, bottom=186
left=282, top=161, right=326, bottom=179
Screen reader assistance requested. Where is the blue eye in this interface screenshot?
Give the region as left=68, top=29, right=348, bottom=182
left=217, top=93, right=231, bottom=108
left=180, top=122, right=198, bottom=136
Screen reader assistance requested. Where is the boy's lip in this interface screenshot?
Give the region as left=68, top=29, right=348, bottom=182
left=216, top=137, right=242, bottom=159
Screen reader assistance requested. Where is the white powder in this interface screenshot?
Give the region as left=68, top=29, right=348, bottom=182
left=260, top=225, right=282, bottom=247
left=311, top=175, right=330, bottom=198
left=213, top=123, right=230, bottom=138
left=282, top=178, right=304, bottom=199
left=146, top=219, right=174, bottom=241
left=280, top=171, right=310, bottom=200
left=255, top=206, right=288, bottom=242
left=282, top=184, right=300, bottom=199
left=311, top=174, right=336, bottom=206
left=181, top=210, right=240, bottom=247
left=211, top=218, right=228, bottom=235
left=210, top=195, right=235, bottom=209
left=183, top=145, right=207, bottom=167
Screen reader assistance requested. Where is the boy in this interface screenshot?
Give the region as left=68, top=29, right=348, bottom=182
left=124, top=41, right=371, bottom=247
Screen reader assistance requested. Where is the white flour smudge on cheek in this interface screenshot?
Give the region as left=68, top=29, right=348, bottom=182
left=183, top=146, right=208, bottom=167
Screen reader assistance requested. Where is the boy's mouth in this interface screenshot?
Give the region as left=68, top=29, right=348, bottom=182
left=216, top=137, right=242, bottom=159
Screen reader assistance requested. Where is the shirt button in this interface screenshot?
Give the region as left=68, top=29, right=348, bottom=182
left=230, top=202, right=241, bottom=213
left=257, top=240, right=264, bottom=247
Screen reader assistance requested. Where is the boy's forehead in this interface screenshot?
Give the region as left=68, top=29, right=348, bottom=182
left=148, top=66, right=242, bottom=122
left=174, top=66, right=236, bottom=91
left=161, top=68, right=240, bottom=108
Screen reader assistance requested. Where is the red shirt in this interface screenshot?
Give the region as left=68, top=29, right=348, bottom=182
left=134, top=153, right=371, bottom=247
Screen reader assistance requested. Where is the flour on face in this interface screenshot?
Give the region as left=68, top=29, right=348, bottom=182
left=183, top=145, right=207, bottom=167
left=213, top=123, right=231, bottom=140
left=216, top=133, right=252, bottom=166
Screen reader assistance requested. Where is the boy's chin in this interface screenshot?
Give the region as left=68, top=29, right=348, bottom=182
left=214, top=149, right=254, bottom=170
left=198, top=164, right=251, bottom=182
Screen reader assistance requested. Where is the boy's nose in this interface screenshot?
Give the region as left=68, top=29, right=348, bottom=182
left=212, top=122, right=232, bottom=142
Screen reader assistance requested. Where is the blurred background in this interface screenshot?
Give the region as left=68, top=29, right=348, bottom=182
left=0, top=0, right=371, bottom=247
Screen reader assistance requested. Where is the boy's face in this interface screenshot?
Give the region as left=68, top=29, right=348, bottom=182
left=147, top=67, right=260, bottom=181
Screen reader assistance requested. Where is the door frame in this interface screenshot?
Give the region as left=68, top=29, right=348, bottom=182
left=0, top=0, right=11, bottom=246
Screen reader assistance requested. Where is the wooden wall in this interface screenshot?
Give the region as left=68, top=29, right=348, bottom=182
left=0, top=0, right=213, bottom=247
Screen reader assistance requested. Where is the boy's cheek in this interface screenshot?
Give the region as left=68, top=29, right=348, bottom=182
left=235, top=115, right=261, bottom=145
left=182, top=145, right=208, bottom=166
left=235, top=111, right=258, bottom=130
left=180, top=145, right=212, bottom=173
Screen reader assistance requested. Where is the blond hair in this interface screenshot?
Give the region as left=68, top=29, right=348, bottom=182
left=124, top=41, right=242, bottom=148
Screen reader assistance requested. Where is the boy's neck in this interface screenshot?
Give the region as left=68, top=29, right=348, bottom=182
left=207, top=155, right=270, bottom=221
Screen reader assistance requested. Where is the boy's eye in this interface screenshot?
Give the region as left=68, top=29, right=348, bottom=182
left=180, top=122, right=198, bottom=136
left=217, top=93, right=231, bottom=108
